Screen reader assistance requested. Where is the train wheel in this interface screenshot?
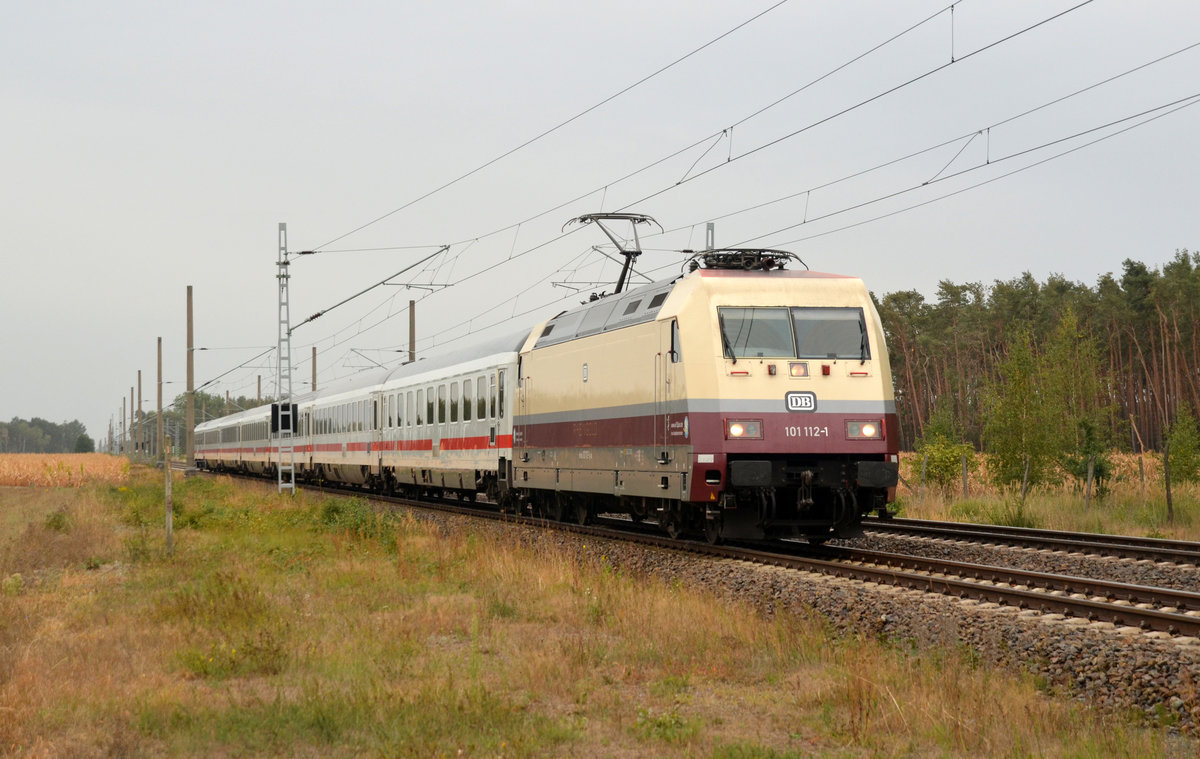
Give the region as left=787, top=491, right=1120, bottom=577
left=663, top=506, right=684, bottom=540
left=703, top=515, right=722, bottom=545
left=549, top=492, right=567, bottom=522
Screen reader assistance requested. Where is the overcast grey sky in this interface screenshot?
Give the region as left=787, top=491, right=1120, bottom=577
left=2, top=0, right=1197, bottom=443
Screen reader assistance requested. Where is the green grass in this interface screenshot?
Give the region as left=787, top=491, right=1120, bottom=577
left=0, top=467, right=1194, bottom=757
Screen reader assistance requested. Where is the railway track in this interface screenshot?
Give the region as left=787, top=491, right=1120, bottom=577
left=213, top=472, right=1200, bottom=637
left=863, top=516, right=1200, bottom=565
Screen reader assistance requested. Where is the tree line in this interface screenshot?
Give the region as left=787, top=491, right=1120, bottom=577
left=0, top=417, right=94, bottom=453
left=875, top=249, right=1199, bottom=487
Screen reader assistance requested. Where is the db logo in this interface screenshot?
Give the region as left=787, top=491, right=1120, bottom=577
left=785, top=391, right=817, bottom=412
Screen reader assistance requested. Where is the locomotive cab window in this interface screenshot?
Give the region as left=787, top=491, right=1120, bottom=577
left=793, top=307, right=869, bottom=360
left=718, top=307, right=795, bottom=358
left=718, top=306, right=869, bottom=361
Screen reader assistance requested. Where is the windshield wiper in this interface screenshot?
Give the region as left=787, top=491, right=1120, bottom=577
left=859, top=322, right=868, bottom=365
left=719, top=316, right=737, bottom=364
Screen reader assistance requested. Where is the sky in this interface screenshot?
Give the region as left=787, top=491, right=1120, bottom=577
left=2, top=0, right=1197, bottom=445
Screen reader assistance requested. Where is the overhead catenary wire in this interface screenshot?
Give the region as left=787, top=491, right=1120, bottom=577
left=613, top=0, right=1098, bottom=213
left=310, top=0, right=795, bottom=252
left=199, top=1, right=1182, bottom=401
left=654, top=39, right=1200, bottom=238
left=742, top=93, right=1200, bottom=248
left=356, top=1, right=962, bottom=260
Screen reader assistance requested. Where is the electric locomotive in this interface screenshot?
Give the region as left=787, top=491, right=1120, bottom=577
left=512, top=248, right=898, bottom=542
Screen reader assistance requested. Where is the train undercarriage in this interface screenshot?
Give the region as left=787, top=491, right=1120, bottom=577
left=197, top=454, right=894, bottom=546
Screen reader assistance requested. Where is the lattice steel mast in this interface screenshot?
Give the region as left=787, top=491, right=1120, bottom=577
left=275, top=222, right=296, bottom=494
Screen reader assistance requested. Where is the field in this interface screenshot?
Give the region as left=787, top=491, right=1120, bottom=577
left=894, top=451, right=1200, bottom=540
left=0, top=453, right=129, bottom=488
left=1, top=460, right=1193, bottom=757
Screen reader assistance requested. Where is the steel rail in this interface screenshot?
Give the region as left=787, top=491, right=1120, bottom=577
left=863, top=516, right=1200, bottom=565
left=815, top=544, right=1200, bottom=612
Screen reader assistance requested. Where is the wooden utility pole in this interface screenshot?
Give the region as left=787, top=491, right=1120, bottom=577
left=186, top=285, right=195, bottom=465
left=157, top=337, right=164, bottom=461
left=137, top=371, right=143, bottom=454
left=409, top=299, right=416, bottom=364
left=129, top=387, right=134, bottom=456
left=164, top=435, right=174, bottom=556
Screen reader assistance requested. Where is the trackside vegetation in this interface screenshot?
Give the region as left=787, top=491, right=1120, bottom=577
left=1, top=467, right=1193, bottom=756
left=877, top=252, right=1199, bottom=460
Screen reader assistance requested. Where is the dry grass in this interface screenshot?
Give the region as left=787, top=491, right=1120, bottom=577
left=898, top=451, right=1200, bottom=540
left=0, top=454, right=128, bottom=487
left=0, top=468, right=1193, bottom=757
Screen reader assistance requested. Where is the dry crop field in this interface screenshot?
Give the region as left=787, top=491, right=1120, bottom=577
left=0, top=465, right=1193, bottom=757
left=0, top=454, right=128, bottom=488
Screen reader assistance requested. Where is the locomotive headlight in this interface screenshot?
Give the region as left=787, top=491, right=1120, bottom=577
left=725, top=419, right=763, bottom=439
left=846, top=420, right=882, bottom=440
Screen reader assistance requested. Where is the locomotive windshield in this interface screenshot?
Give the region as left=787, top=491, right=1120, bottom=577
left=719, top=306, right=869, bottom=360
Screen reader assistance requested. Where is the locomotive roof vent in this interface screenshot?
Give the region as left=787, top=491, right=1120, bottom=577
left=682, top=248, right=807, bottom=272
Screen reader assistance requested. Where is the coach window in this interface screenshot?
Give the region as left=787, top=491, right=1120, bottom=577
left=462, top=380, right=472, bottom=422
left=450, top=382, right=459, bottom=423
left=416, top=390, right=424, bottom=426
left=426, top=387, right=435, bottom=427
left=476, top=377, right=486, bottom=419
left=438, top=385, right=447, bottom=424
left=489, top=374, right=497, bottom=419
left=407, top=391, right=414, bottom=427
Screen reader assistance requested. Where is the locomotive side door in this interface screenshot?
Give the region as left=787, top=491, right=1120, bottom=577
left=654, top=319, right=679, bottom=463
